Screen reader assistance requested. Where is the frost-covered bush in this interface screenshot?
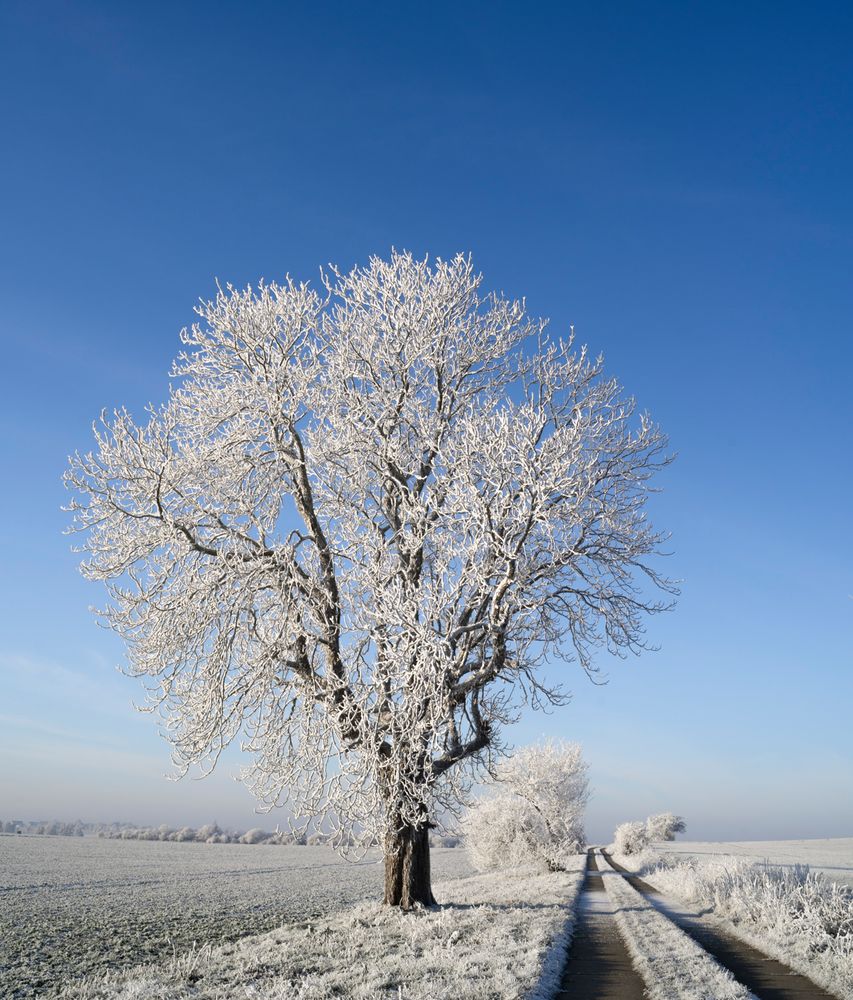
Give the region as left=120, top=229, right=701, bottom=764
left=240, top=827, right=271, bottom=845
left=195, top=823, right=221, bottom=842
left=646, top=812, right=686, bottom=841
left=464, top=794, right=533, bottom=870
left=613, top=812, right=686, bottom=853
left=464, top=740, right=589, bottom=872
left=306, top=831, right=327, bottom=846
left=613, top=820, right=650, bottom=855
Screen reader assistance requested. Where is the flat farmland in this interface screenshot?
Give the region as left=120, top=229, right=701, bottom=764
left=0, top=835, right=474, bottom=998
left=657, top=837, right=853, bottom=888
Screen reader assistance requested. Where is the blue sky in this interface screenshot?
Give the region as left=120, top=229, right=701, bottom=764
left=1, top=1, right=851, bottom=842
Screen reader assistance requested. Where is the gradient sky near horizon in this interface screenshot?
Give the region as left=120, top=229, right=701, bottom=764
left=1, top=1, right=851, bottom=844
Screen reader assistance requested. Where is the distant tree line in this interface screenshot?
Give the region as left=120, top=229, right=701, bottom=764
left=97, top=822, right=460, bottom=847
left=1, top=817, right=460, bottom=847
left=1, top=819, right=86, bottom=836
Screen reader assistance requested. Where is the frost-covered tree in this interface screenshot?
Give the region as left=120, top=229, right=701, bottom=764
left=613, top=812, right=686, bottom=854
left=646, top=812, right=686, bottom=841
left=464, top=740, right=589, bottom=871
left=195, top=822, right=222, bottom=842
left=65, top=251, right=674, bottom=907
left=613, top=820, right=650, bottom=855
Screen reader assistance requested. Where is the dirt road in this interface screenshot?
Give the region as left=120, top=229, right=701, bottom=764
left=557, top=848, right=835, bottom=1000
left=556, top=849, right=647, bottom=999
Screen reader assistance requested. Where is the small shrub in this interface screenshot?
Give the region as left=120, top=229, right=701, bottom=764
left=613, top=820, right=650, bottom=855
left=646, top=812, right=686, bottom=841
left=240, top=827, right=271, bottom=845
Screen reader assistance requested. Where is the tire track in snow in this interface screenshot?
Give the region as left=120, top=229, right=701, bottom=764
left=602, top=850, right=837, bottom=1000
left=555, top=848, right=647, bottom=999
left=597, top=848, right=754, bottom=1000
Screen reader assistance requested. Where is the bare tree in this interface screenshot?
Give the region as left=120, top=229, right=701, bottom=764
left=65, top=251, right=674, bottom=907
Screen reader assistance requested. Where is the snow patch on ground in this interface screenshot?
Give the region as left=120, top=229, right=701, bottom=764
left=57, top=859, right=586, bottom=1000
left=597, top=851, right=754, bottom=1000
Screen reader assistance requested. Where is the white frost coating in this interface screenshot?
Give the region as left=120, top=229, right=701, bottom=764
left=0, top=838, right=474, bottom=995
left=597, top=852, right=755, bottom=1000
left=615, top=848, right=853, bottom=1000
left=65, top=250, right=673, bottom=854
left=645, top=812, right=686, bottom=841
left=613, top=812, right=685, bottom=855
left=658, top=838, right=853, bottom=890
left=463, top=739, right=589, bottom=871
left=613, top=820, right=650, bottom=855
left=57, top=859, right=588, bottom=1000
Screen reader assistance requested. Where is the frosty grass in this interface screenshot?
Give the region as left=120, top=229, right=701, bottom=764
left=1, top=838, right=475, bottom=998
left=615, top=840, right=853, bottom=1000
left=55, top=860, right=586, bottom=1000
left=596, top=850, right=752, bottom=1000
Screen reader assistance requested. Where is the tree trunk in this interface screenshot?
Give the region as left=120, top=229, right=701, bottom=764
left=383, top=823, right=436, bottom=908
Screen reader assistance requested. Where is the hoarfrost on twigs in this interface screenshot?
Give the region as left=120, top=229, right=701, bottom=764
left=65, top=250, right=674, bottom=884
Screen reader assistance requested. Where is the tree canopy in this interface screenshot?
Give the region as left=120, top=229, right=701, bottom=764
left=66, top=251, right=674, bottom=903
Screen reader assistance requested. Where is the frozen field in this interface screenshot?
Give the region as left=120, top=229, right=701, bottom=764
left=656, top=837, right=853, bottom=888
left=0, top=834, right=474, bottom=999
